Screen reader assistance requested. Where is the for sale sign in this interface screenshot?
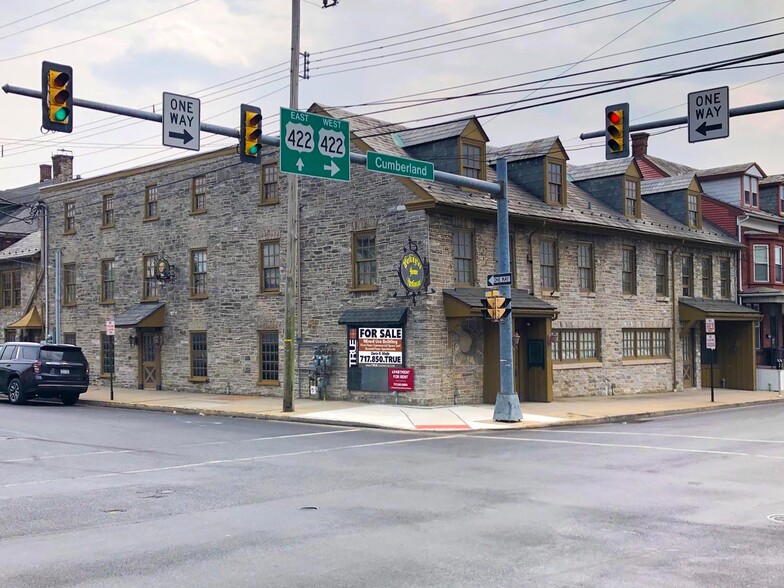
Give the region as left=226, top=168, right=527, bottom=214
left=358, top=327, right=403, bottom=366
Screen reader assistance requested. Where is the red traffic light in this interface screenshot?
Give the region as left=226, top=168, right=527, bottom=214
left=607, top=110, right=621, bottom=125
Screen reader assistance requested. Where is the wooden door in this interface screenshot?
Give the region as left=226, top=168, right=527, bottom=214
left=682, top=329, right=695, bottom=388
left=141, top=331, right=160, bottom=389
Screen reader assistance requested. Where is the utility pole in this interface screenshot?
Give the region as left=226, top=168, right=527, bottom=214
left=283, top=0, right=300, bottom=413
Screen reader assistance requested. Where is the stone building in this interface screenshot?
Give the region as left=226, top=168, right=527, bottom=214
left=37, top=106, right=758, bottom=405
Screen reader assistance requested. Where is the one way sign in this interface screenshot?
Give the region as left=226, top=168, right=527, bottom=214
left=162, top=92, right=200, bottom=151
left=688, top=86, right=729, bottom=144
left=487, top=272, right=512, bottom=287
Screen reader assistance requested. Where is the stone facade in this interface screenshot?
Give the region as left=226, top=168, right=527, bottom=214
left=38, top=107, right=749, bottom=405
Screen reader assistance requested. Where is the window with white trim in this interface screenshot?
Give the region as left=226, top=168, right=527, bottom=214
left=753, top=244, right=769, bottom=282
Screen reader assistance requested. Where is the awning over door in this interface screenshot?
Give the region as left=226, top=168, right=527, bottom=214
left=337, top=307, right=407, bottom=326
left=679, top=297, right=761, bottom=321
left=739, top=287, right=784, bottom=304
left=114, top=301, right=166, bottom=328
left=8, top=306, right=43, bottom=328
left=443, top=288, right=558, bottom=319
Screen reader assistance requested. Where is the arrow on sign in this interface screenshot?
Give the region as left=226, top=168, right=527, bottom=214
left=168, top=128, right=194, bottom=144
left=296, top=158, right=304, bottom=171
left=324, top=160, right=340, bottom=177
left=487, top=273, right=512, bottom=287
left=696, top=121, right=723, bottom=136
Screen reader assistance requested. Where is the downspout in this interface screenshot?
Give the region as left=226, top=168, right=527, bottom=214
left=527, top=220, right=546, bottom=294
left=671, top=240, right=684, bottom=392
left=736, top=214, right=750, bottom=304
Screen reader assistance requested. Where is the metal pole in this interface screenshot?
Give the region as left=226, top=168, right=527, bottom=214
left=40, top=203, right=49, bottom=342
left=493, top=158, right=522, bottom=422
left=710, top=347, right=715, bottom=403
left=580, top=99, right=784, bottom=140
left=283, top=0, right=300, bottom=413
left=54, top=248, right=61, bottom=344
left=110, top=336, right=114, bottom=401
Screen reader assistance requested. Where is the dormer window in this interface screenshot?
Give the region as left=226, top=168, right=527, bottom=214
left=546, top=160, right=565, bottom=205
left=460, top=139, right=484, bottom=180
left=687, top=190, right=701, bottom=228
left=744, top=175, right=759, bottom=207
left=623, top=177, right=640, bottom=218
left=779, top=186, right=784, bottom=216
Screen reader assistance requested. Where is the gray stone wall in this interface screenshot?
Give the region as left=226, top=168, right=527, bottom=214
left=0, top=258, right=41, bottom=342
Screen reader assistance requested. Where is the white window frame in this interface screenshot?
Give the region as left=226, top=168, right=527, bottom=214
left=753, top=244, right=769, bottom=283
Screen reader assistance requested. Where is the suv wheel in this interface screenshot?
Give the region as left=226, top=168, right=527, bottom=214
left=61, top=392, right=79, bottom=406
left=7, top=378, right=27, bottom=405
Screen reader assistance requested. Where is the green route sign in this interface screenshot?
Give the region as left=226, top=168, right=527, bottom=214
left=279, top=107, right=350, bottom=182
left=366, top=151, right=434, bottom=181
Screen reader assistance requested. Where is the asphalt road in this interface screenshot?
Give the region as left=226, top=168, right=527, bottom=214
left=1, top=400, right=783, bottom=588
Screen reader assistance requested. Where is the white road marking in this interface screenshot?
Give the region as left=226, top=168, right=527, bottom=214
left=0, top=428, right=363, bottom=463
left=466, top=434, right=784, bottom=459
left=531, top=430, right=784, bottom=445
left=1, top=434, right=459, bottom=489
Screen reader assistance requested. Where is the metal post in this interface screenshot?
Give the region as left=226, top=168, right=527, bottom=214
left=54, top=248, right=61, bottom=344
left=710, top=347, right=715, bottom=403
left=283, top=0, right=300, bottom=413
left=493, top=158, right=523, bottom=422
left=40, top=203, right=49, bottom=341
left=110, top=335, right=114, bottom=401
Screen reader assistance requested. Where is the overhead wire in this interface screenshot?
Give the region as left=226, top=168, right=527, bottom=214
left=0, top=0, right=115, bottom=43
left=0, top=0, right=78, bottom=30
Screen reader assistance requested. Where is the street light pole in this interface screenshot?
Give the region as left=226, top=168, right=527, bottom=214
left=283, top=0, right=301, bottom=413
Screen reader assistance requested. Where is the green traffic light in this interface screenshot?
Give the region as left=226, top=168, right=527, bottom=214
left=249, top=144, right=259, bottom=155
left=55, top=107, right=69, bottom=122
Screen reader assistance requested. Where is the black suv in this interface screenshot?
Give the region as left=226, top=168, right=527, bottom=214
left=0, top=342, right=90, bottom=405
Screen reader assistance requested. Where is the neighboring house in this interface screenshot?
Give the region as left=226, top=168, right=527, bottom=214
left=0, top=152, right=74, bottom=342
left=37, top=108, right=755, bottom=405
left=633, top=132, right=784, bottom=389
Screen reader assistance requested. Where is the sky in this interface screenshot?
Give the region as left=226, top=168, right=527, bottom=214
left=1, top=0, right=783, bottom=189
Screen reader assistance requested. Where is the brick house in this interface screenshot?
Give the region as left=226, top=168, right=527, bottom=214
left=36, top=107, right=757, bottom=404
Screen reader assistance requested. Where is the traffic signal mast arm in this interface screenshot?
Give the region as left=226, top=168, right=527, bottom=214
left=2, top=82, right=502, bottom=196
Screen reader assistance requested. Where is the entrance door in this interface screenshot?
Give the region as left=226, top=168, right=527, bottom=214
left=140, top=331, right=161, bottom=389
left=682, top=329, right=695, bottom=388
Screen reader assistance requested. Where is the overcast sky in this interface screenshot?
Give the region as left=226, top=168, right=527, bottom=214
left=1, top=0, right=783, bottom=189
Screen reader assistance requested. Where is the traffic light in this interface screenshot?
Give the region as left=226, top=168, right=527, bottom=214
left=481, top=290, right=511, bottom=321
left=42, top=61, right=73, bottom=133
left=240, top=104, right=262, bottom=164
left=604, top=102, right=629, bottom=160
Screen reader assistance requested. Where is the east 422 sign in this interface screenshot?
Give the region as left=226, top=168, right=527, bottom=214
left=279, top=107, right=350, bottom=182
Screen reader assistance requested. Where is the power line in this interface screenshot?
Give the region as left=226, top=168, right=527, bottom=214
left=310, top=0, right=668, bottom=75
left=0, top=0, right=115, bottom=43
left=311, top=0, right=586, bottom=63
left=0, top=0, right=78, bottom=30
left=0, top=0, right=204, bottom=63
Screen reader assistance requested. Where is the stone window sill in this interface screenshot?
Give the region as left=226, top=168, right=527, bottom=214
left=622, top=294, right=638, bottom=300
left=189, top=377, right=209, bottom=383
left=580, top=291, right=596, bottom=298
left=542, top=290, right=560, bottom=299
left=622, top=358, right=670, bottom=366
left=258, top=291, right=281, bottom=297
left=143, top=216, right=159, bottom=223
left=349, top=286, right=379, bottom=293
left=190, top=209, right=207, bottom=216
left=553, top=361, right=602, bottom=370
left=656, top=296, right=670, bottom=302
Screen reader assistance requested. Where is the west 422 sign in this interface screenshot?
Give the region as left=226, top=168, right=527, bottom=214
left=279, top=107, right=350, bottom=182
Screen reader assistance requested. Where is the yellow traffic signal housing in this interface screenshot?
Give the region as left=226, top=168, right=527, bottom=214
left=604, top=102, right=629, bottom=160
left=481, top=290, right=511, bottom=321
left=240, top=104, right=262, bottom=164
left=42, top=61, right=73, bottom=133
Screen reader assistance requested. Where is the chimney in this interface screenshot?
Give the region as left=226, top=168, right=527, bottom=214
left=631, top=132, right=649, bottom=157
left=39, top=164, right=52, bottom=183
left=51, top=150, right=74, bottom=182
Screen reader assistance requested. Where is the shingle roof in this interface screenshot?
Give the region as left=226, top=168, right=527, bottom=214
left=114, top=301, right=165, bottom=328
left=337, top=307, right=408, bottom=326
left=680, top=297, right=761, bottom=317
left=394, top=118, right=473, bottom=147
left=761, top=174, right=784, bottom=186
left=443, top=288, right=557, bottom=313
left=568, top=158, right=634, bottom=181
left=643, top=155, right=696, bottom=177
left=315, top=104, right=740, bottom=249
left=0, top=231, right=40, bottom=260
left=697, top=163, right=758, bottom=178
left=487, top=137, right=559, bottom=164
left=641, top=174, right=697, bottom=195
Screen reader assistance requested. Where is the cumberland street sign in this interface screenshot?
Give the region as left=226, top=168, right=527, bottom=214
left=367, top=151, right=434, bottom=181
left=279, top=107, right=350, bottom=182
left=162, top=92, right=200, bottom=151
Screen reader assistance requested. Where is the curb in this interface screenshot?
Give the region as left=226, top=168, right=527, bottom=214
left=77, top=396, right=784, bottom=432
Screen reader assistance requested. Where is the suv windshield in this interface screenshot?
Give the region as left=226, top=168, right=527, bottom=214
left=40, top=347, right=85, bottom=363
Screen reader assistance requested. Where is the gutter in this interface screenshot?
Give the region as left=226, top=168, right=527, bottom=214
left=736, top=214, right=750, bottom=304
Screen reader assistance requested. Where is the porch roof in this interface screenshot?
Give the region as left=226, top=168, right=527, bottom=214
left=443, top=288, right=558, bottom=319
left=8, top=306, right=43, bottom=329
left=114, top=301, right=166, bottom=328
left=337, top=307, right=408, bottom=327
left=679, top=298, right=761, bottom=322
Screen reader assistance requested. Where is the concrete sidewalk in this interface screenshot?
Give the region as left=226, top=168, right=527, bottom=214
left=77, top=385, right=784, bottom=431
